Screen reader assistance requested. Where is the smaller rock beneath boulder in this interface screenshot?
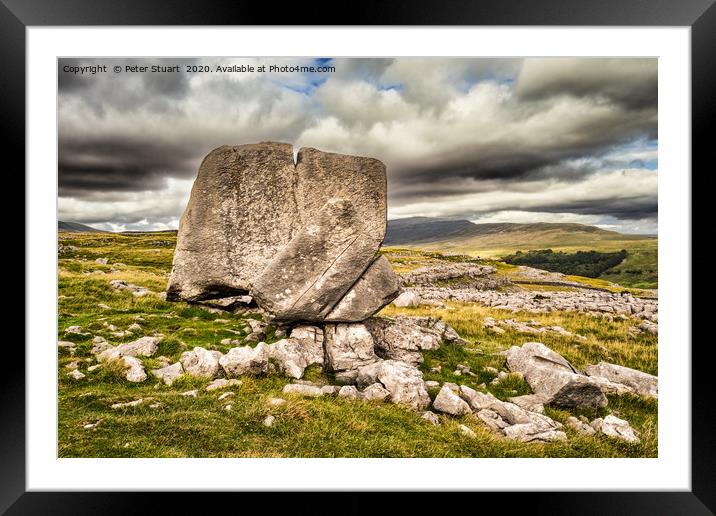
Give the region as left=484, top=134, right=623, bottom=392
left=432, top=385, right=472, bottom=416
left=421, top=411, right=440, bottom=426
left=67, top=369, right=85, bottom=380
left=282, top=383, right=324, bottom=397
left=151, top=362, right=183, bottom=385
left=362, top=383, right=391, bottom=401
left=180, top=347, right=222, bottom=378
left=220, top=343, right=269, bottom=377
left=566, top=416, right=596, bottom=435
left=323, top=323, right=378, bottom=383
left=458, top=424, right=477, bottom=437
left=338, top=385, right=362, bottom=400
left=591, top=414, right=640, bottom=443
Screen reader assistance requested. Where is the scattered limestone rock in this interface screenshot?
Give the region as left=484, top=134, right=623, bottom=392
left=320, top=385, right=337, bottom=395
left=121, top=356, right=147, bottom=382
left=393, top=291, right=422, bottom=308
left=181, top=390, right=198, bottom=397
left=590, top=414, right=640, bottom=443
left=220, top=343, right=269, bottom=377
left=507, top=394, right=546, bottom=414
left=421, top=411, right=440, bottom=426
left=111, top=398, right=144, bottom=409
left=356, top=360, right=430, bottom=410
left=150, top=362, right=183, bottom=385
left=127, top=323, right=142, bottom=332
left=268, top=397, right=287, bottom=407
left=95, top=257, right=108, bottom=265
left=432, top=385, right=472, bottom=416
left=65, top=325, right=88, bottom=335
left=338, top=385, right=362, bottom=400
left=361, top=383, right=391, bottom=401
left=459, top=424, right=477, bottom=438
left=58, top=341, right=77, bottom=353
left=97, top=336, right=162, bottom=362
left=503, top=342, right=607, bottom=409
left=180, top=347, right=222, bottom=378
left=584, top=362, right=657, bottom=398
left=206, top=378, right=243, bottom=391
left=263, top=415, right=276, bottom=427
left=282, top=383, right=323, bottom=397
left=218, top=392, right=235, bottom=401
left=110, top=279, right=150, bottom=297
left=67, top=369, right=85, bottom=380
left=425, top=380, right=440, bottom=389
left=566, top=416, right=596, bottom=435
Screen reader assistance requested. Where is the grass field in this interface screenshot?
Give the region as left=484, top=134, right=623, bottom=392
left=390, top=235, right=658, bottom=290
left=58, top=231, right=657, bottom=458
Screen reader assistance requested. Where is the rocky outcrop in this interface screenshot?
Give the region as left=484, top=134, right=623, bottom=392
left=167, top=142, right=400, bottom=323
left=584, top=362, right=658, bottom=398
left=503, top=342, right=608, bottom=409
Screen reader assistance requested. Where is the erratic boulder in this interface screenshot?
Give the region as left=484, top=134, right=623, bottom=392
left=167, top=142, right=400, bottom=323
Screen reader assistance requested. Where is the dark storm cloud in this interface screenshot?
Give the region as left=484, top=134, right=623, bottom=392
left=534, top=197, right=658, bottom=220
left=58, top=57, right=658, bottom=232
left=514, top=58, right=658, bottom=110
left=58, top=136, right=201, bottom=198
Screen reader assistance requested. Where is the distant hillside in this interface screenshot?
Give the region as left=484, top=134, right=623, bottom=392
left=385, top=217, right=652, bottom=251
left=58, top=221, right=107, bottom=233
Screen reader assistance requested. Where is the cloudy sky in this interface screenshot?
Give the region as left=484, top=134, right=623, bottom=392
left=58, top=57, right=657, bottom=234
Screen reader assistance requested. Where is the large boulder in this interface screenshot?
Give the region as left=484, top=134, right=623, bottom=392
left=584, top=362, right=658, bottom=398
left=503, top=342, right=607, bottom=409
left=167, top=143, right=299, bottom=301
left=167, top=142, right=400, bottom=323
left=251, top=198, right=378, bottom=322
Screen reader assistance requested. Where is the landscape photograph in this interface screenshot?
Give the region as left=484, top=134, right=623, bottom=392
left=57, top=57, right=658, bottom=458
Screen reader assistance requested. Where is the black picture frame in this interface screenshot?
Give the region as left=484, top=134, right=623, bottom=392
left=5, top=0, right=711, bottom=513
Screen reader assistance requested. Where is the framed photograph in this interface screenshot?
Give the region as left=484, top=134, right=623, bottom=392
left=7, top=0, right=712, bottom=512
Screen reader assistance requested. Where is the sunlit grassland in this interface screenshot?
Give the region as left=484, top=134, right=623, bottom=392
left=57, top=232, right=657, bottom=458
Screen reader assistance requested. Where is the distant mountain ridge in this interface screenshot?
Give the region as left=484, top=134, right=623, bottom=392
left=58, top=221, right=107, bottom=233
left=385, top=216, right=653, bottom=248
